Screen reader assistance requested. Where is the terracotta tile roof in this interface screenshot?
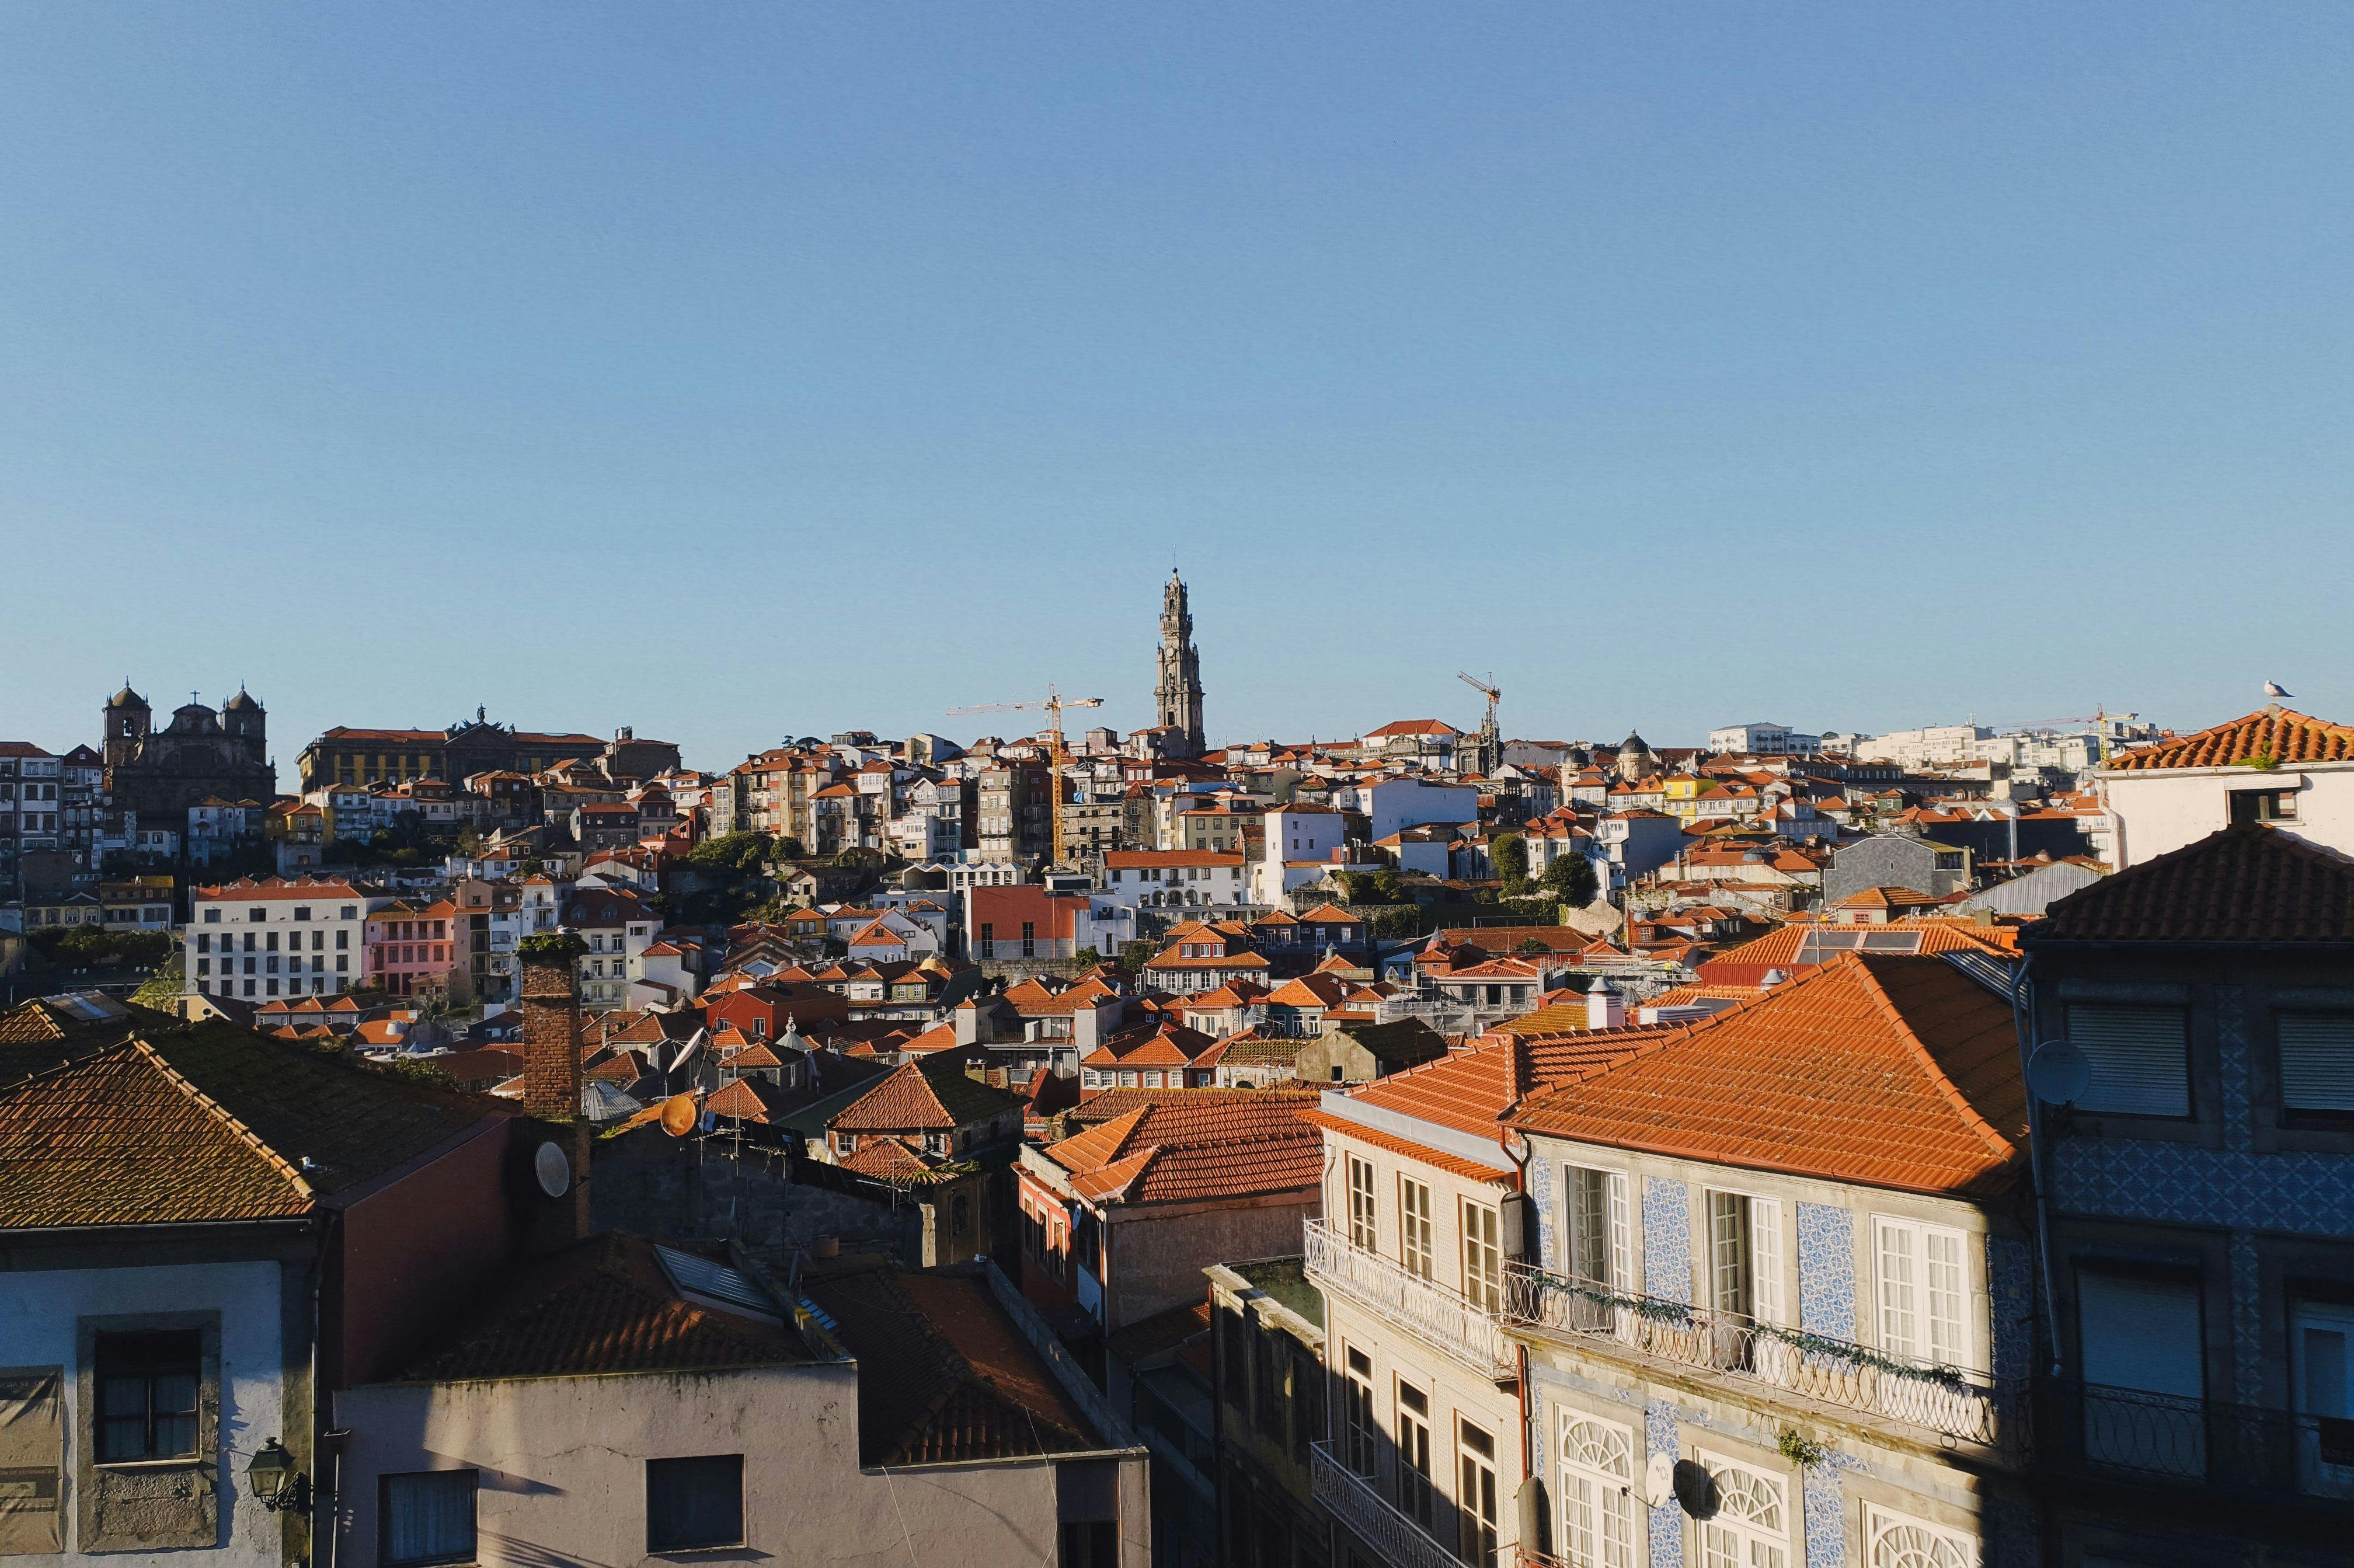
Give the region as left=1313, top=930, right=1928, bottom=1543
left=1507, top=954, right=2022, bottom=1197
left=1044, top=1091, right=1322, bottom=1204
left=1082, top=1021, right=1218, bottom=1069
left=1298, top=1108, right=1513, bottom=1186
left=1062, top=1085, right=1307, bottom=1126
left=838, top=1138, right=938, bottom=1182
left=802, top=1264, right=1101, bottom=1465
left=1341, top=1029, right=1671, bottom=1140
left=2106, top=708, right=2354, bottom=772
left=827, top=1059, right=1027, bottom=1133
left=1265, top=975, right=1348, bottom=1009
left=706, top=1077, right=773, bottom=1122
left=2027, top=823, right=2354, bottom=945
left=0, top=1041, right=314, bottom=1226
left=397, top=1234, right=809, bottom=1380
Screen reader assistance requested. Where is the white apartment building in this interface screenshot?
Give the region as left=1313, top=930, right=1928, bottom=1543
left=1253, top=805, right=1351, bottom=906
left=187, top=877, right=376, bottom=1001
left=1707, top=721, right=1822, bottom=755
left=1100, top=850, right=1249, bottom=917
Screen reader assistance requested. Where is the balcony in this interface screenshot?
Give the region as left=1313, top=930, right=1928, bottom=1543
left=1310, top=1442, right=1469, bottom=1568
left=2049, top=1381, right=2354, bottom=1507
left=1501, top=1260, right=2018, bottom=1451
left=1304, top=1219, right=1517, bottom=1382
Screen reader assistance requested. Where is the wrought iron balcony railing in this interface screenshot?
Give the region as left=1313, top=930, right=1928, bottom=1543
left=2049, top=1380, right=2354, bottom=1505
left=1500, top=1260, right=2018, bottom=1449
left=1310, top=1442, right=1471, bottom=1568
left=1304, top=1219, right=1518, bottom=1382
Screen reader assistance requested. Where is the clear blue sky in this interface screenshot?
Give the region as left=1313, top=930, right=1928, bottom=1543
left=5, top=5, right=2349, bottom=778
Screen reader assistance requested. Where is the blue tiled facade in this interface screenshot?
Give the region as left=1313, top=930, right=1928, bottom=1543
left=1795, top=1201, right=1854, bottom=1339
left=1645, top=1398, right=1682, bottom=1568
left=1643, top=1176, right=1691, bottom=1304
left=1800, top=1459, right=1852, bottom=1568
left=1987, top=1235, right=2034, bottom=1384
left=1531, top=1152, right=1559, bottom=1273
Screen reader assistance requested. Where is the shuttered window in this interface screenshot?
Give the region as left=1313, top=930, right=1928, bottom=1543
left=2067, top=1002, right=2191, bottom=1117
left=2079, top=1271, right=2203, bottom=1398
left=2280, top=1013, right=2354, bottom=1113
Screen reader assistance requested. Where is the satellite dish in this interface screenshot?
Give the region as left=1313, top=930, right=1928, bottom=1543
left=2028, top=1041, right=2092, bottom=1106
left=533, top=1140, right=572, bottom=1198
left=660, top=1093, right=699, bottom=1137
left=1672, top=1459, right=1718, bottom=1520
left=1643, top=1452, right=1676, bottom=1508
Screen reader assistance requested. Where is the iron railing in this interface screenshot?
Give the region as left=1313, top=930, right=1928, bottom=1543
left=1304, top=1220, right=1518, bottom=1382
left=1500, top=1260, right=2018, bottom=1448
left=1311, top=1442, right=1470, bottom=1568
left=2050, top=1381, right=2354, bottom=1504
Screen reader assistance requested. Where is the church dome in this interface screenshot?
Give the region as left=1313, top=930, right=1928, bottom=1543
left=109, top=684, right=146, bottom=709
left=224, top=688, right=262, bottom=712
left=1620, top=731, right=1650, bottom=753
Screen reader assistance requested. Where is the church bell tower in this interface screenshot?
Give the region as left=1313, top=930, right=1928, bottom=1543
left=1154, top=570, right=1206, bottom=759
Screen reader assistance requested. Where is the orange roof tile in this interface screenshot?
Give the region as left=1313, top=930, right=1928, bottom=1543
left=1507, top=954, right=2022, bottom=1197
left=1043, top=1092, right=1322, bottom=1205
left=1297, top=1107, right=1512, bottom=1186
left=2107, top=708, right=2354, bottom=772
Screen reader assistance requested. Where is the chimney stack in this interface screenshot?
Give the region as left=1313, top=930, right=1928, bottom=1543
left=1585, top=977, right=1624, bottom=1032
left=520, top=933, right=585, bottom=1120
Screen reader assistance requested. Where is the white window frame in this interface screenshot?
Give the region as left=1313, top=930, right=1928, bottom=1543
left=1462, top=1198, right=1503, bottom=1313
left=1874, top=1216, right=1972, bottom=1370
left=1565, top=1163, right=1632, bottom=1290
left=1399, top=1176, right=1435, bottom=1280
left=1862, top=1503, right=1978, bottom=1568
left=1347, top=1155, right=1378, bottom=1252
left=1706, top=1190, right=1784, bottom=1327
left=1556, top=1409, right=1639, bottom=1568
left=1692, top=1451, right=1791, bottom=1568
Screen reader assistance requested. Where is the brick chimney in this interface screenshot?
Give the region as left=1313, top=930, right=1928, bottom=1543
left=520, top=936, right=584, bottom=1121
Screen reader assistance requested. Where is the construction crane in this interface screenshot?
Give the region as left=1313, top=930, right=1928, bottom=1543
left=1457, top=671, right=1502, bottom=773
left=946, top=687, right=1105, bottom=868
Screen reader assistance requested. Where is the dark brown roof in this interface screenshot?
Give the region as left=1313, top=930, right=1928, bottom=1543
left=0, top=1013, right=514, bottom=1230
left=802, top=1264, right=1102, bottom=1465
left=395, top=1234, right=811, bottom=1382
left=2028, top=824, right=2354, bottom=945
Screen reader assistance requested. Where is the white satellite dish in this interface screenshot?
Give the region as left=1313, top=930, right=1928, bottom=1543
left=2027, top=1041, right=2091, bottom=1106
left=534, top=1140, right=573, bottom=1198
left=1643, top=1452, right=1675, bottom=1508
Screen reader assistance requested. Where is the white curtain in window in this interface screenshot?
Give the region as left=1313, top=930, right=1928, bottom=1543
left=382, top=1471, right=476, bottom=1568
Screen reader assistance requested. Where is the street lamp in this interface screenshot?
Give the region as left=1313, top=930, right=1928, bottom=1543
left=246, top=1438, right=309, bottom=1513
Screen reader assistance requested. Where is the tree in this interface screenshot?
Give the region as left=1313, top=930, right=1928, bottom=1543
left=1492, top=833, right=1530, bottom=894
left=131, top=953, right=184, bottom=1008
left=1540, top=852, right=1600, bottom=908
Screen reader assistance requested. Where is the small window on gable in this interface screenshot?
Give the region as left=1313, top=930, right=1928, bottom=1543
left=2230, top=788, right=2297, bottom=824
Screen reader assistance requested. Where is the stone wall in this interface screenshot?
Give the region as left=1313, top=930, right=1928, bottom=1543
left=590, top=1129, right=918, bottom=1259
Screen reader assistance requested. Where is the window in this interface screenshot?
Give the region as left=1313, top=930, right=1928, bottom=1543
left=95, top=1330, right=200, bottom=1461
left=248, top=907, right=266, bottom=922
left=292, top=906, right=311, bottom=922
left=2067, top=1001, right=2191, bottom=1117
left=1399, top=1177, right=1434, bottom=1280
left=195, top=933, right=210, bottom=955
left=2230, top=788, right=2297, bottom=824
left=1708, top=1192, right=1784, bottom=1328
left=1346, top=1156, right=1377, bottom=1251
left=1875, top=1218, right=1967, bottom=1368
left=1341, top=1349, right=1377, bottom=1478
left=1397, top=1382, right=1437, bottom=1532
left=1558, top=1412, right=1638, bottom=1568
left=2280, top=1013, right=2354, bottom=1116
left=2078, top=1270, right=2205, bottom=1473
left=2291, top=1299, right=2354, bottom=1489
left=381, top=1471, right=478, bottom=1568
left=1462, top=1200, right=1502, bottom=1313
left=1566, top=1166, right=1631, bottom=1289
left=1863, top=1504, right=1977, bottom=1568
left=1457, top=1420, right=1499, bottom=1568
left=1695, top=1457, right=1789, bottom=1568
left=979, top=922, right=995, bottom=959
left=646, top=1455, right=744, bottom=1552
left=201, top=909, right=220, bottom=924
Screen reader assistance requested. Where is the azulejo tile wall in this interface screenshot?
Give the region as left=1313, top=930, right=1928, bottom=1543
left=1643, top=1177, right=1691, bottom=1304
left=1531, top=1153, right=1559, bottom=1273
left=1645, top=1398, right=1683, bottom=1568
left=1987, top=1235, right=2035, bottom=1383
left=1795, top=1201, right=1855, bottom=1340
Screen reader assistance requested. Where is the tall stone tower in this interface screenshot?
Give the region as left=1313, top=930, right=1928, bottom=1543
left=1154, top=569, right=1206, bottom=758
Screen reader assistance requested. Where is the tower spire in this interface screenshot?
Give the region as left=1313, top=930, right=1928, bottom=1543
left=1153, top=570, right=1206, bottom=759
